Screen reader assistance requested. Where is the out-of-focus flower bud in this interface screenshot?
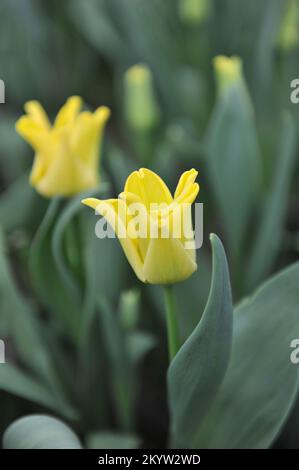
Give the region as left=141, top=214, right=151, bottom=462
left=278, top=0, right=299, bottom=52
left=213, top=55, right=243, bottom=96
left=124, top=64, right=160, bottom=133
left=178, top=0, right=211, bottom=26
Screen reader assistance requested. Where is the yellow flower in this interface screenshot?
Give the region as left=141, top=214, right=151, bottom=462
left=82, top=168, right=199, bottom=285
left=16, top=96, right=110, bottom=198
left=213, top=55, right=242, bottom=95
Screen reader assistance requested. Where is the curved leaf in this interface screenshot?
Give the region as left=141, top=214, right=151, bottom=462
left=3, top=415, right=82, bottom=449
left=168, top=234, right=233, bottom=448
left=195, top=261, right=299, bottom=448
left=246, top=112, right=297, bottom=290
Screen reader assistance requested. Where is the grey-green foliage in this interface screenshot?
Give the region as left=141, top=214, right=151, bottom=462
left=205, top=82, right=261, bottom=266
left=3, top=415, right=82, bottom=449
left=168, top=234, right=233, bottom=448
left=246, top=112, right=297, bottom=291
left=195, top=260, right=299, bottom=448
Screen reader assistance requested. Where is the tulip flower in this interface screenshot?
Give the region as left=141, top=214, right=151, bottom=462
left=16, top=96, right=110, bottom=198
left=82, top=168, right=199, bottom=285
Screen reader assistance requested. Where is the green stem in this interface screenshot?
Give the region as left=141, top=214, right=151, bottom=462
left=163, top=285, right=180, bottom=361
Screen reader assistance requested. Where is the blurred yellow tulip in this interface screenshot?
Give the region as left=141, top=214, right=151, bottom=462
left=16, top=96, right=110, bottom=198
left=82, top=168, right=199, bottom=285
left=213, top=55, right=242, bottom=95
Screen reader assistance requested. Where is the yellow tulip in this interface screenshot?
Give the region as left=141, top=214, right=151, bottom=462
left=16, top=96, right=110, bottom=198
left=213, top=55, right=242, bottom=95
left=82, top=168, right=199, bottom=285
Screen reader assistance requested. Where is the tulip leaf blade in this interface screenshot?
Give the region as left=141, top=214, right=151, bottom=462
left=194, top=261, right=299, bottom=448
left=3, top=415, right=82, bottom=449
left=206, top=83, right=261, bottom=266
left=246, top=112, right=297, bottom=291
left=168, top=234, right=233, bottom=448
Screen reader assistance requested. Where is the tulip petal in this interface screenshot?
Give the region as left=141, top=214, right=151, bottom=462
left=54, top=96, right=82, bottom=129
left=15, top=116, right=49, bottom=151
left=71, top=106, right=110, bottom=168
left=143, top=237, right=197, bottom=284
left=94, top=106, right=111, bottom=126
left=34, top=144, right=98, bottom=197
left=24, top=101, right=50, bottom=130
left=124, top=168, right=173, bottom=207
left=30, top=153, right=48, bottom=186
left=174, top=168, right=199, bottom=203
left=82, top=198, right=146, bottom=282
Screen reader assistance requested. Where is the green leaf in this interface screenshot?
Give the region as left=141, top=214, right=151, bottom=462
left=0, top=230, right=77, bottom=419
left=3, top=415, right=82, bottom=449
left=0, top=230, right=52, bottom=376
left=168, top=234, right=233, bottom=448
left=246, top=112, right=297, bottom=291
left=86, top=432, right=140, bottom=449
left=206, top=82, right=261, bottom=265
left=51, top=195, right=84, bottom=302
left=195, top=261, right=299, bottom=449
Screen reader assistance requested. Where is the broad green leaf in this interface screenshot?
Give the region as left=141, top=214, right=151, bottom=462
left=195, top=261, right=299, bottom=448
left=205, top=80, right=261, bottom=265
left=168, top=234, right=233, bottom=448
left=86, top=432, right=140, bottom=449
left=246, top=112, right=297, bottom=291
left=3, top=415, right=82, bottom=449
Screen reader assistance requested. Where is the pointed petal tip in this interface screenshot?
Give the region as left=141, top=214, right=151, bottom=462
left=81, top=198, right=101, bottom=210
left=94, top=106, right=111, bottom=124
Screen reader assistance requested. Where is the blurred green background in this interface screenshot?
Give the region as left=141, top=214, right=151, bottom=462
left=1, top=0, right=299, bottom=449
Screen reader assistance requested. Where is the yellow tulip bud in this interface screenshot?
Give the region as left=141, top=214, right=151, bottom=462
left=178, top=0, right=211, bottom=26
left=82, top=168, right=200, bottom=285
left=213, top=55, right=242, bottom=95
left=124, top=64, right=160, bottom=132
left=278, top=0, right=299, bottom=52
left=16, top=96, right=110, bottom=198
